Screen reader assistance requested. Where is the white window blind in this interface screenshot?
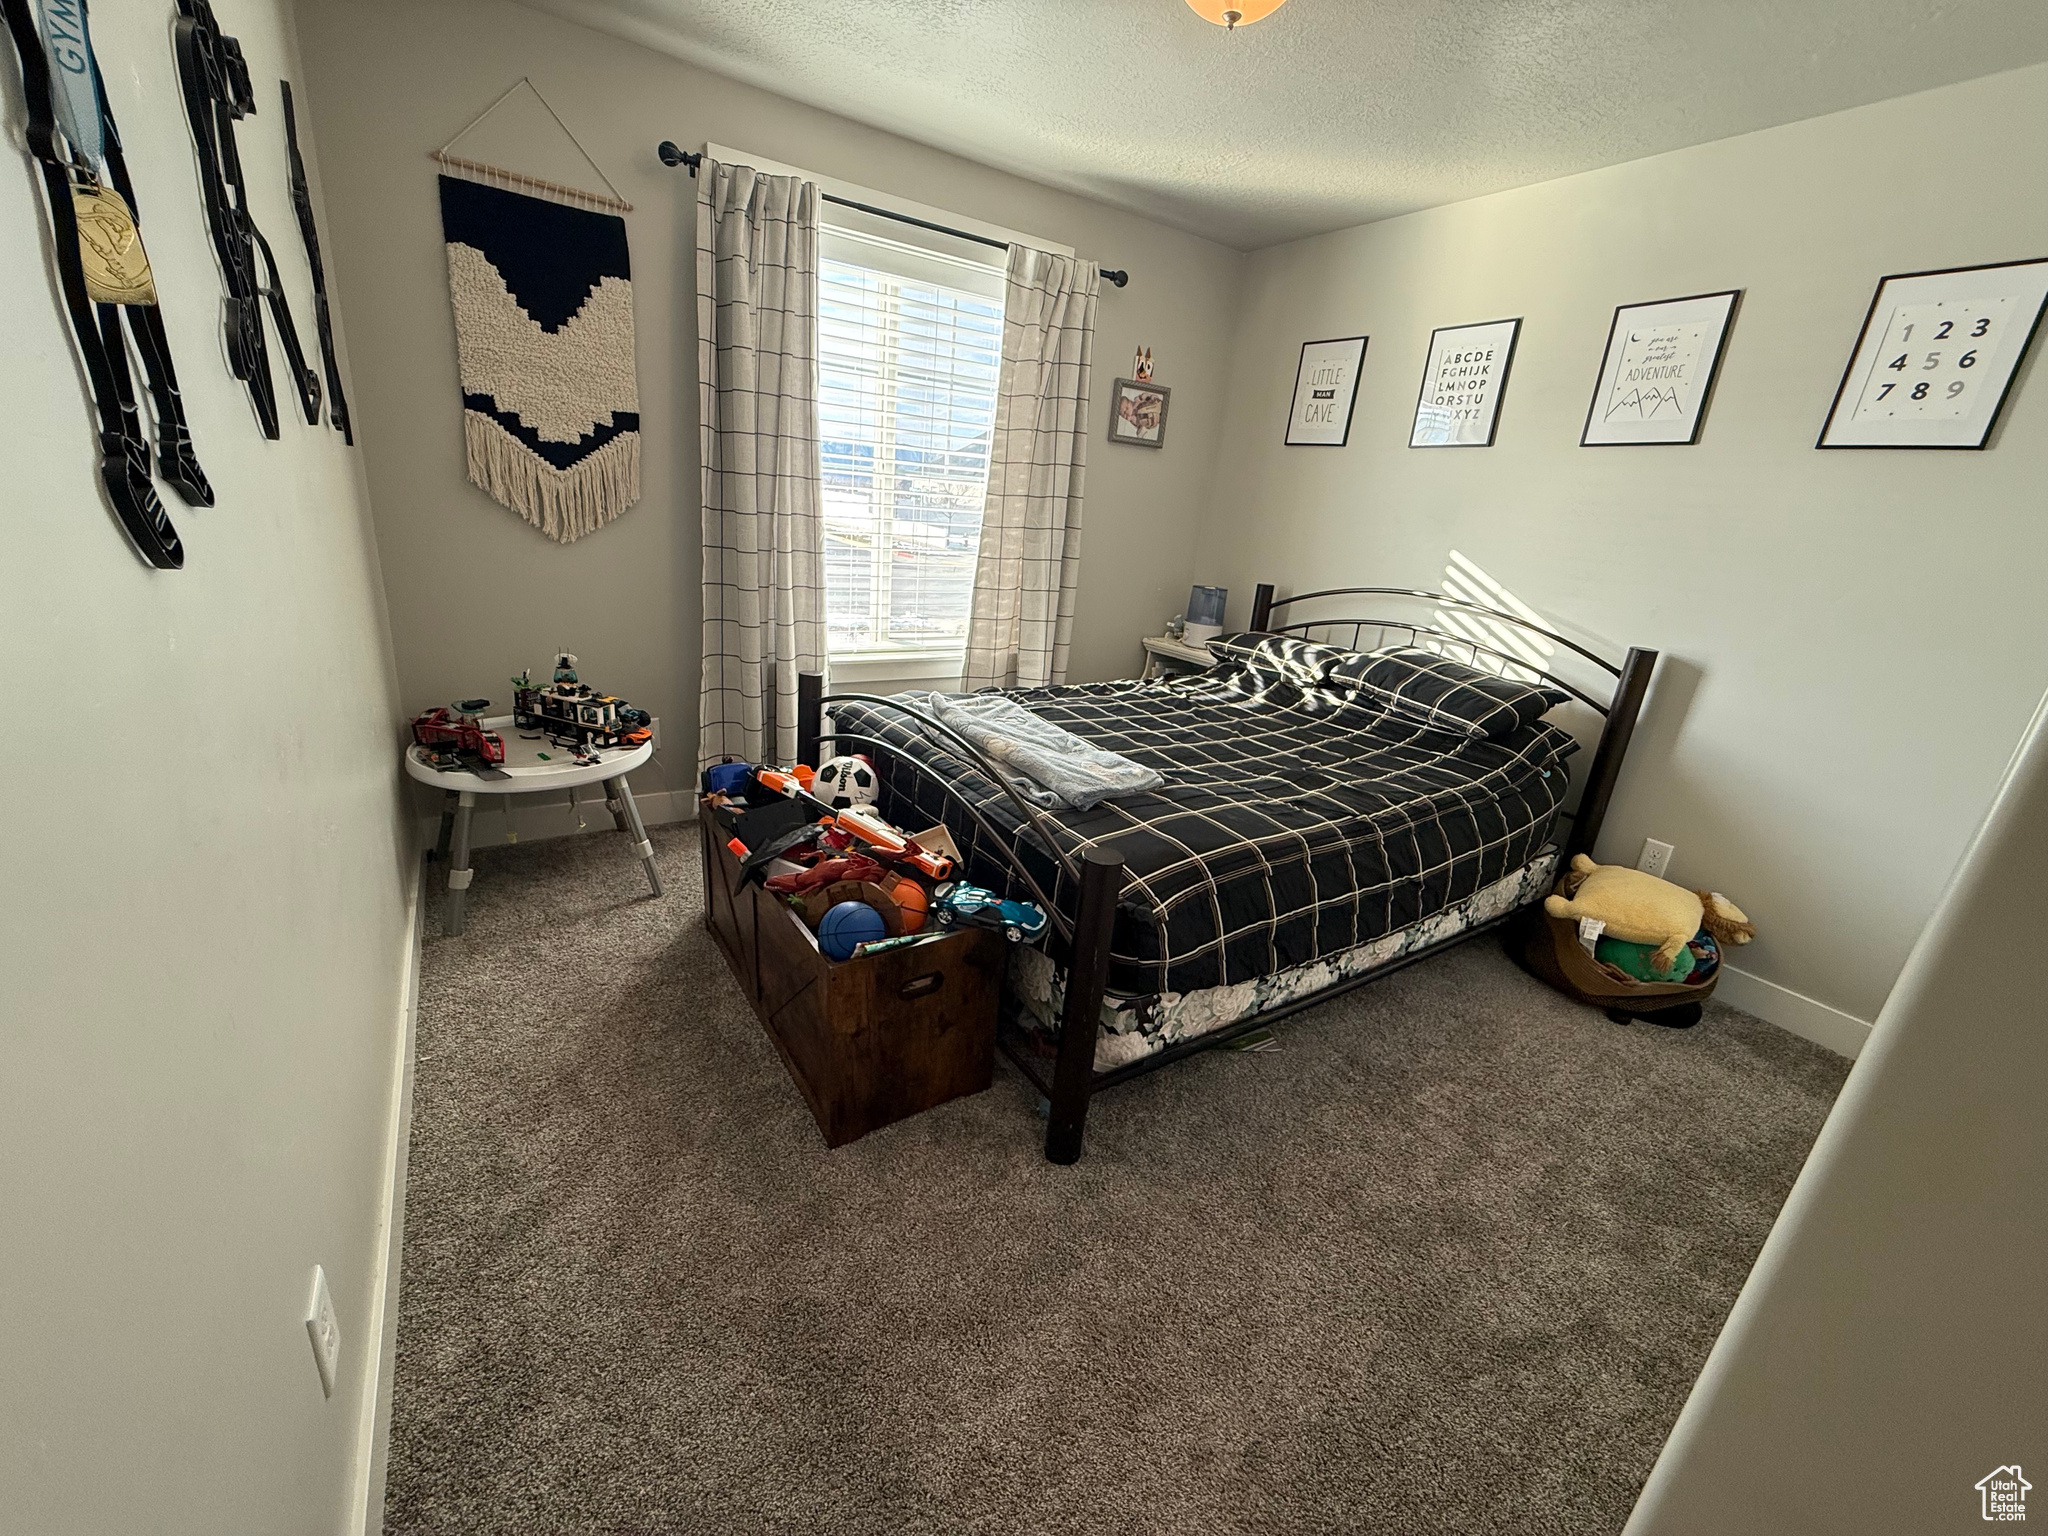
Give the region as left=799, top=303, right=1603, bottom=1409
left=817, top=214, right=1005, bottom=661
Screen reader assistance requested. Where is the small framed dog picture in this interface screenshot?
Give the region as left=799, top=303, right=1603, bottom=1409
left=1109, top=377, right=1170, bottom=448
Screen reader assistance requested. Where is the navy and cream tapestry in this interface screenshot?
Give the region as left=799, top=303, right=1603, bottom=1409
left=439, top=175, right=639, bottom=542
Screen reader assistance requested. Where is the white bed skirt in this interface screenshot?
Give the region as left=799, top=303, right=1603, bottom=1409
left=1008, top=850, right=1562, bottom=1073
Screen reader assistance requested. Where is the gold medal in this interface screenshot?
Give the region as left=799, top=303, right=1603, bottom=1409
left=73, top=184, right=158, bottom=306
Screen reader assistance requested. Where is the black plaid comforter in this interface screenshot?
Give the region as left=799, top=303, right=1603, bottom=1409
left=830, top=659, right=1576, bottom=997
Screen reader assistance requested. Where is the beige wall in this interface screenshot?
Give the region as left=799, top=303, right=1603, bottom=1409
left=293, top=0, right=1245, bottom=817
left=0, top=3, right=412, bottom=1533
left=1625, top=682, right=2048, bottom=1535
left=1191, top=63, right=2048, bottom=1028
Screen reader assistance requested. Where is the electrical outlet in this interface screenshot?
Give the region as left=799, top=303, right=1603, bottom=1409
left=650, top=715, right=661, bottom=752
left=305, top=1266, right=340, bottom=1399
left=1637, top=838, right=1675, bottom=880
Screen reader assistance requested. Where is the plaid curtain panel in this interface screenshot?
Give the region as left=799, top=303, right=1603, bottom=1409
left=961, top=246, right=1099, bottom=692
left=695, top=160, right=826, bottom=769
left=832, top=659, right=1576, bottom=995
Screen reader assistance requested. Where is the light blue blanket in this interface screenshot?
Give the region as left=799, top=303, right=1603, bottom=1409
left=899, top=692, right=1164, bottom=811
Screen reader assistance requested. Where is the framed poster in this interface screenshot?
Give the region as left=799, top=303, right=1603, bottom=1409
left=1817, top=258, right=2048, bottom=449
left=1107, top=377, right=1170, bottom=448
left=1285, top=335, right=1367, bottom=446
left=1581, top=290, right=1741, bottom=446
left=1410, top=318, right=1521, bottom=447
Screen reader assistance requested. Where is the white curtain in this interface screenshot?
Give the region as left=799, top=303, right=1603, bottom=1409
left=695, top=159, right=826, bottom=768
left=961, top=247, right=1099, bottom=692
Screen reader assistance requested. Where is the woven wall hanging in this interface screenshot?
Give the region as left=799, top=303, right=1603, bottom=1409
left=434, top=81, right=639, bottom=542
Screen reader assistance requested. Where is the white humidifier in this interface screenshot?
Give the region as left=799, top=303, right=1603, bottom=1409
left=1183, top=585, right=1228, bottom=644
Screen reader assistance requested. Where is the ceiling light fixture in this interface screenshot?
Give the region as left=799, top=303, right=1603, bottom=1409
left=1184, top=0, right=1289, bottom=30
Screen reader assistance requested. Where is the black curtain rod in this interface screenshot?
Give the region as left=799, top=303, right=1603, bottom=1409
left=656, top=141, right=1128, bottom=288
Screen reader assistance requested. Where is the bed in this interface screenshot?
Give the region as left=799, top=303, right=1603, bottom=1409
left=800, top=583, right=1656, bottom=1164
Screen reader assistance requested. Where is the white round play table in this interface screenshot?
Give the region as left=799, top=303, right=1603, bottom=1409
left=402, top=715, right=661, bottom=935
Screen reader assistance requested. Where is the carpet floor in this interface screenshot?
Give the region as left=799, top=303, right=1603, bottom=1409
left=383, top=822, right=1848, bottom=1535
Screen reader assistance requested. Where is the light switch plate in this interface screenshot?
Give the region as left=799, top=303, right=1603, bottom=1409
left=305, top=1265, right=340, bottom=1399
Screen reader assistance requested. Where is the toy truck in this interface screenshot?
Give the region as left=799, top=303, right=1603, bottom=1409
left=411, top=699, right=506, bottom=767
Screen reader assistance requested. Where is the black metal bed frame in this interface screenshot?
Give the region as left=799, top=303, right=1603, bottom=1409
left=794, top=582, right=1656, bottom=1164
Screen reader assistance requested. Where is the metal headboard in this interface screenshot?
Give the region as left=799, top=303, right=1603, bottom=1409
left=1247, top=583, right=1657, bottom=862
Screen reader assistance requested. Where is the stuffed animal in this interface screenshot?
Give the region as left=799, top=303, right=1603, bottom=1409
left=1595, top=935, right=1696, bottom=984
left=1544, top=853, right=1755, bottom=975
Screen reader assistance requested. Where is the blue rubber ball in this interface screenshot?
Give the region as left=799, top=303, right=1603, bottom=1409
left=818, top=900, right=887, bottom=961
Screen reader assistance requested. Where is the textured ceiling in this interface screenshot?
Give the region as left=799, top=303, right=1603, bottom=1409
left=522, top=0, right=2048, bottom=249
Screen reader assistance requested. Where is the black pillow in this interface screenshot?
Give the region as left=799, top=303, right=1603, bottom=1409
left=1329, top=645, right=1568, bottom=739
left=1206, top=631, right=1349, bottom=689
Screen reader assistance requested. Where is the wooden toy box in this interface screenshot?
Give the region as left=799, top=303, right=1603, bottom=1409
left=699, top=805, right=1002, bottom=1147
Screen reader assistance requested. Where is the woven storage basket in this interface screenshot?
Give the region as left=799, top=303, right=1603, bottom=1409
left=1511, top=902, right=1720, bottom=1025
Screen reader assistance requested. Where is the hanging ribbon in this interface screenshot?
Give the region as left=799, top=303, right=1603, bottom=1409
left=173, top=0, right=321, bottom=437
left=35, top=0, right=99, bottom=165
left=3, top=0, right=212, bottom=567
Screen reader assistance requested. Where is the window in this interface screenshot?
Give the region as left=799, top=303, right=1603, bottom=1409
left=817, top=212, right=1005, bottom=663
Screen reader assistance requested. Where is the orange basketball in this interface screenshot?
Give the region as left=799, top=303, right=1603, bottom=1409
left=889, top=875, right=928, bottom=934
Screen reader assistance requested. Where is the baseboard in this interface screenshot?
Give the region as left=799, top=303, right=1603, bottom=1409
left=1715, top=963, right=1874, bottom=1060
left=414, top=785, right=697, bottom=850
left=349, top=856, right=426, bottom=1536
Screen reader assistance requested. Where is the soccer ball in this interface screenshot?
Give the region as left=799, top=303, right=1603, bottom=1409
left=813, top=754, right=877, bottom=811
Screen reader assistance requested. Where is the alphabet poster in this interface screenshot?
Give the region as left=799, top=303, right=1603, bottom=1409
left=1411, top=318, right=1521, bottom=447
left=1285, top=336, right=1367, bottom=446
left=1581, top=290, right=1740, bottom=446
left=1818, top=258, right=2048, bottom=449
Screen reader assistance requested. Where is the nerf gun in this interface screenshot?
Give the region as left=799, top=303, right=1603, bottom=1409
left=833, top=804, right=952, bottom=881
left=755, top=765, right=815, bottom=799
left=751, top=767, right=952, bottom=880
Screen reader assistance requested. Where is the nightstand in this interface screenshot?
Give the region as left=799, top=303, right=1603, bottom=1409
left=1140, top=634, right=1216, bottom=680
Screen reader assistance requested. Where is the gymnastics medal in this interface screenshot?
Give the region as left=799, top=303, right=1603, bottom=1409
left=73, top=182, right=157, bottom=304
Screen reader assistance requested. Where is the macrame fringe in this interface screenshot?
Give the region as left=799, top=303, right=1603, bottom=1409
left=463, top=411, right=639, bottom=543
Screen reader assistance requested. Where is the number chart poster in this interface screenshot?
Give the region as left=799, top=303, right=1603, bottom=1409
left=1820, top=258, right=2048, bottom=449
left=1582, top=290, right=1740, bottom=446
left=1411, top=318, right=1521, bottom=447
left=1285, top=336, right=1368, bottom=446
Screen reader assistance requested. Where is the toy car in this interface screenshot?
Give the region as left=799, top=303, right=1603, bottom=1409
left=930, top=882, right=1048, bottom=944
